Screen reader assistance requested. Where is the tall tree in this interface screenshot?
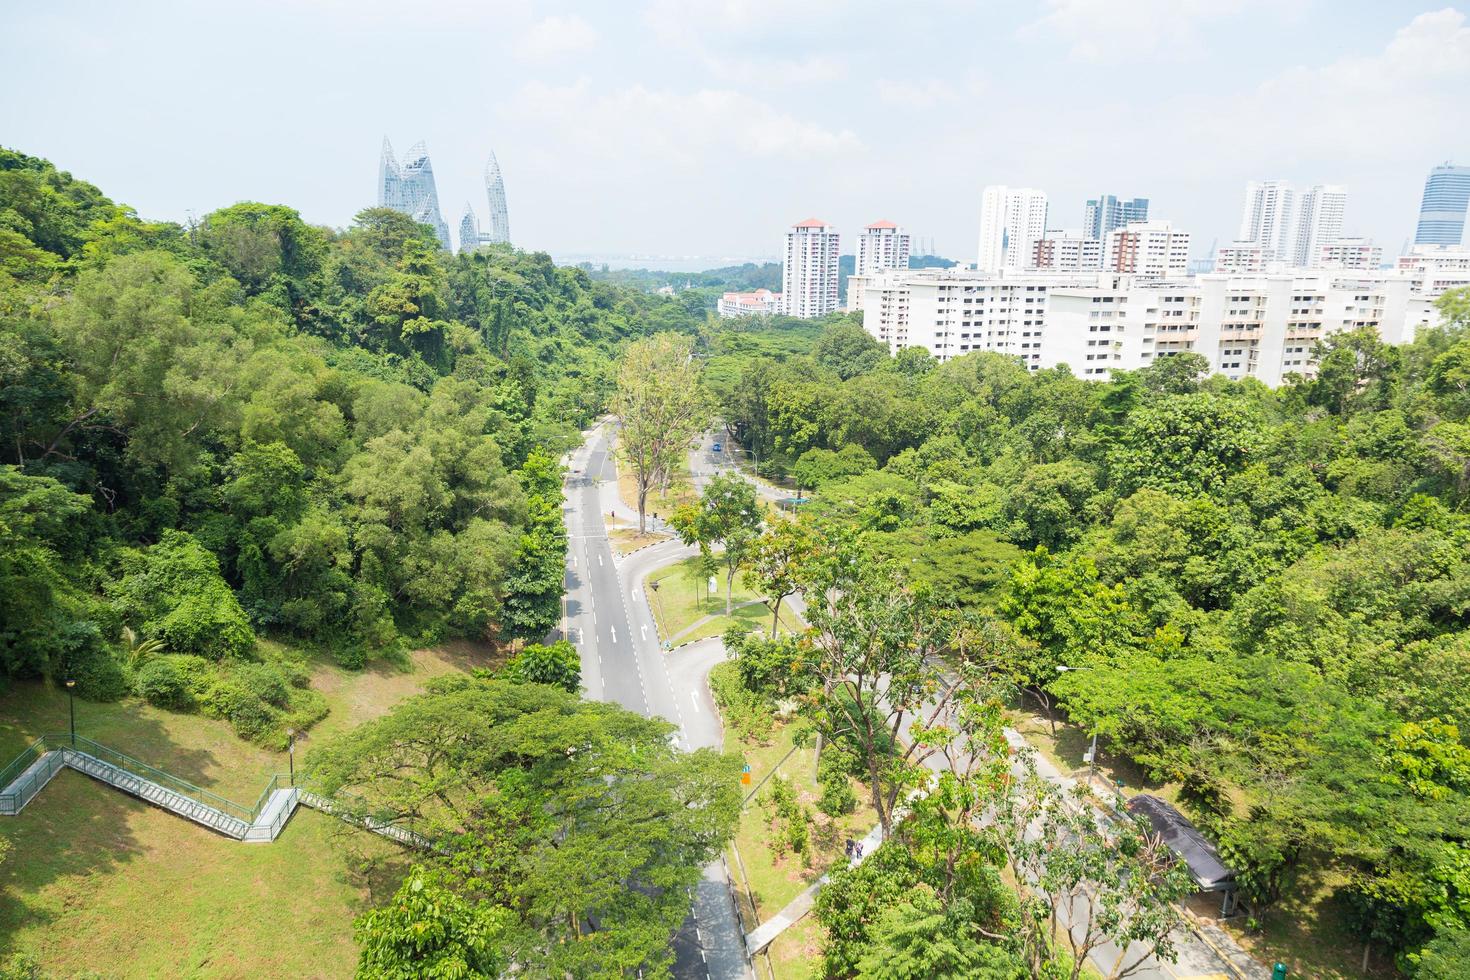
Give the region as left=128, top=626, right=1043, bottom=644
left=612, top=332, right=704, bottom=532
left=670, top=472, right=762, bottom=615
left=742, top=516, right=818, bottom=636
left=309, top=677, right=740, bottom=977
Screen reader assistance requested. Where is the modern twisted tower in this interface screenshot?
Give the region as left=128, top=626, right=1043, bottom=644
left=483, top=151, right=510, bottom=245
left=378, top=137, right=452, bottom=251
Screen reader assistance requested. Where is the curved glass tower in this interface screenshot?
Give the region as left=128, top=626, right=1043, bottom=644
left=378, top=137, right=452, bottom=251
left=483, top=151, right=510, bottom=245
left=1414, top=163, right=1470, bottom=246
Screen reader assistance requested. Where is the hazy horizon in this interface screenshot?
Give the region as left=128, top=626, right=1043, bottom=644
left=3, top=1, right=1467, bottom=261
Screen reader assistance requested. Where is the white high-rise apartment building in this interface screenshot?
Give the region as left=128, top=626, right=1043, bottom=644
left=1316, top=238, right=1381, bottom=271
left=1215, top=241, right=1268, bottom=274
left=1239, top=180, right=1298, bottom=263
left=1293, top=185, right=1347, bottom=266
left=1104, top=221, right=1190, bottom=279
left=1397, top=244, right=1470, bottom=274
left=854, top=221, right=911, bottom=276
left=782, top=218, right=840, bottom=318
left=1032, top=232, right=1103, bottom=271
left=848, top=265, right=1470, bottom=385
left=977, top=186, right=1048, bottom=272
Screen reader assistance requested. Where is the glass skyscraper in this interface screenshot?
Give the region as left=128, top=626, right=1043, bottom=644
left=483, top=151, right=510, bottom=245
left=1084, top=195, right=1149, bottom=240
left=1414, top=163, right=1470, bottom=246
left=378, top=137, right=452, bottom=251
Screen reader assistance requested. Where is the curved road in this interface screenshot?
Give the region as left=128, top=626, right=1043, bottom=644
left=562, top=423, right=749, bottom=980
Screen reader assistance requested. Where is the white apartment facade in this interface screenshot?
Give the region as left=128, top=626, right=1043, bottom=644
left=717, top=288, right=782, bottom=318
left=1316, top=237, right=1382, bottom=270
left=1215, top=241, right=1268, bottom=274
left=782, top=218, right=840, bottom=318
left=1104, top=220, right=1191, bottom=278
left=977, top=186, right=1048, bottom=272
left=850, top=266, right=1470, bottom=386
left=1292, top=185, right=1347, bottom=266
left=1398, top=244, right=1470, bottom=274
left=1032, top=232, right=1103, bottom=271
left=1239, top=180, right=1298, bottom=263
left=854, top=220, right=911, bottom=276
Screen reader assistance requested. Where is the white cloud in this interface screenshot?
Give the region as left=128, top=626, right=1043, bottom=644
left=1196, top=8, right=1470, bottom=167
left=1025, top=0, right=1284, bottom=61
left=875, top=72, right=986, bottom=109
left=516, top=14, right=598, bottom=62
left=507, top=80, right=861, bottom=169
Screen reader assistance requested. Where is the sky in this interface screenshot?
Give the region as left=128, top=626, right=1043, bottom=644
left=2, top=1, right=1467, bottom=264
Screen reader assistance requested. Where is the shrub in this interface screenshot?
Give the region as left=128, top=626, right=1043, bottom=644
left=201, top=678, right=280, bottom=742
left=500, top=640, right=580, bottom=692
left=230, top=662, right=289, bottom=708
left=110, top=532, right=255, bottom=660
left=134, top=657, right=193, bottom=709
left=57, top=621, right=129, bottom=701
left=818, top=761, right=858, bottom=817
left=708, top=660, right=774, bottom=744
left=154, top=588, right=255, bottom=660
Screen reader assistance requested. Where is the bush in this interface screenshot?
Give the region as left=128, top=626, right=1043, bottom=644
left=110, top=532, right=256, bottom=660
left=500, top=640, right=580, bottom=692
left=708, top=660, right=774, bottom=744
left=134, top=657, right=193, bottom=709
left=57, top=621, right=129, bottom=701
left=231, top=662, right=289, bottom=708
left=817, top=750, right=858, bottom=817
left=201, top=677, right=280, bottom=742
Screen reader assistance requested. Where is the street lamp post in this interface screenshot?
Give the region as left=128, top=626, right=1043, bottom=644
left=1056, top=665, right=1097, bottom=778
left=286, top=728, right=296, bottom=785
left=65, top=679, right=76, bottom=747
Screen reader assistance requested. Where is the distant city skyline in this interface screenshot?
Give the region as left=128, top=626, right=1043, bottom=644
left=2, top=2, right=1466, bottom=260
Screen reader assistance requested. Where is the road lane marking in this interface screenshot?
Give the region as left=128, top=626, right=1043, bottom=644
left=690, top=692, right=700, bottom=713
left=598, top=553, right=604, bottom=567
left=611, top=625, right=618, bottom=644
left=641, top=625, right=647, bottom=640
left=632, top=587, right=640, bottom=599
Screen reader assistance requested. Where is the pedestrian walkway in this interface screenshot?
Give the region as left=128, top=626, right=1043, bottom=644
left=743, top=821, right=885, bottom=956
left=0, top=733, right=426, bottom=849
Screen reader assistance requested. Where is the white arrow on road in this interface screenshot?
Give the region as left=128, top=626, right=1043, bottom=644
left=640, top=624, right=647, bottom=640
left=611, top=625, right=618, bottom=644
left=632, top=587, right=641, bottom=600
left=690, top=692, right=701, bottom=713
left=597, top=553, right=604, bottom=567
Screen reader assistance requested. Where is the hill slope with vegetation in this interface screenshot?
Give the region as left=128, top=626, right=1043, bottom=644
left=0, top=146, right=703, bottom=745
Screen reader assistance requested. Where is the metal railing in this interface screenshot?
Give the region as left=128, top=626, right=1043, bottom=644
left=60, top=734, right=256, bottom=824
left=0, top=735, right=297, bottom=830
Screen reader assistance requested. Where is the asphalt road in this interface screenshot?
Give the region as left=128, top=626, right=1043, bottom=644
left=562, top=423, right=751, bottom=980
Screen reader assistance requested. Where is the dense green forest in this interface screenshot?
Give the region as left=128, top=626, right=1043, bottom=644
left=708, top=305, right=1470, bottom=973
left=0, top=146, right=702, bottom=745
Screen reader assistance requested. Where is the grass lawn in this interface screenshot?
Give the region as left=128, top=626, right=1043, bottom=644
left=0, top=640, right=495, bottom=977
left=0, top=771, right=406, bottom=978
left=725, top=718, right=878, bottom=978
left=764, top=915, right=823, bottom=978
left=646, top=556, right=801, bottom=645
left=607, top=523, right=666, bottom=557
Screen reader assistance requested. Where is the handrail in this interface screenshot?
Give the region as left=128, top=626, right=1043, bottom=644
left=57, top=734, right=255, bottom=823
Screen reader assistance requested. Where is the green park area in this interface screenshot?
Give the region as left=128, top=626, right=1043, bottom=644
left=723, top=713, right=877, bottom=980
left=0, top=644, right=496, bottom=977
left=645, top=555, right=799, bottom=646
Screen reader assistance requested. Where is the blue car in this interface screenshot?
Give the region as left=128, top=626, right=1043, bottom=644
left=712, top=442, right=723, bottom=453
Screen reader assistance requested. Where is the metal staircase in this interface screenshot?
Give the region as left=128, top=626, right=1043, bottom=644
left=0, top=734, right=296, bottom=842
left=0, top=734, right=423, bottom=849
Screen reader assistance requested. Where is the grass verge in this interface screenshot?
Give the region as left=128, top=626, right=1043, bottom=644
left=0, top=640, right=493, bottom=977
left=646, top=556, right=799, bottom=645
left=725, top=718, right=877, bottom=978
